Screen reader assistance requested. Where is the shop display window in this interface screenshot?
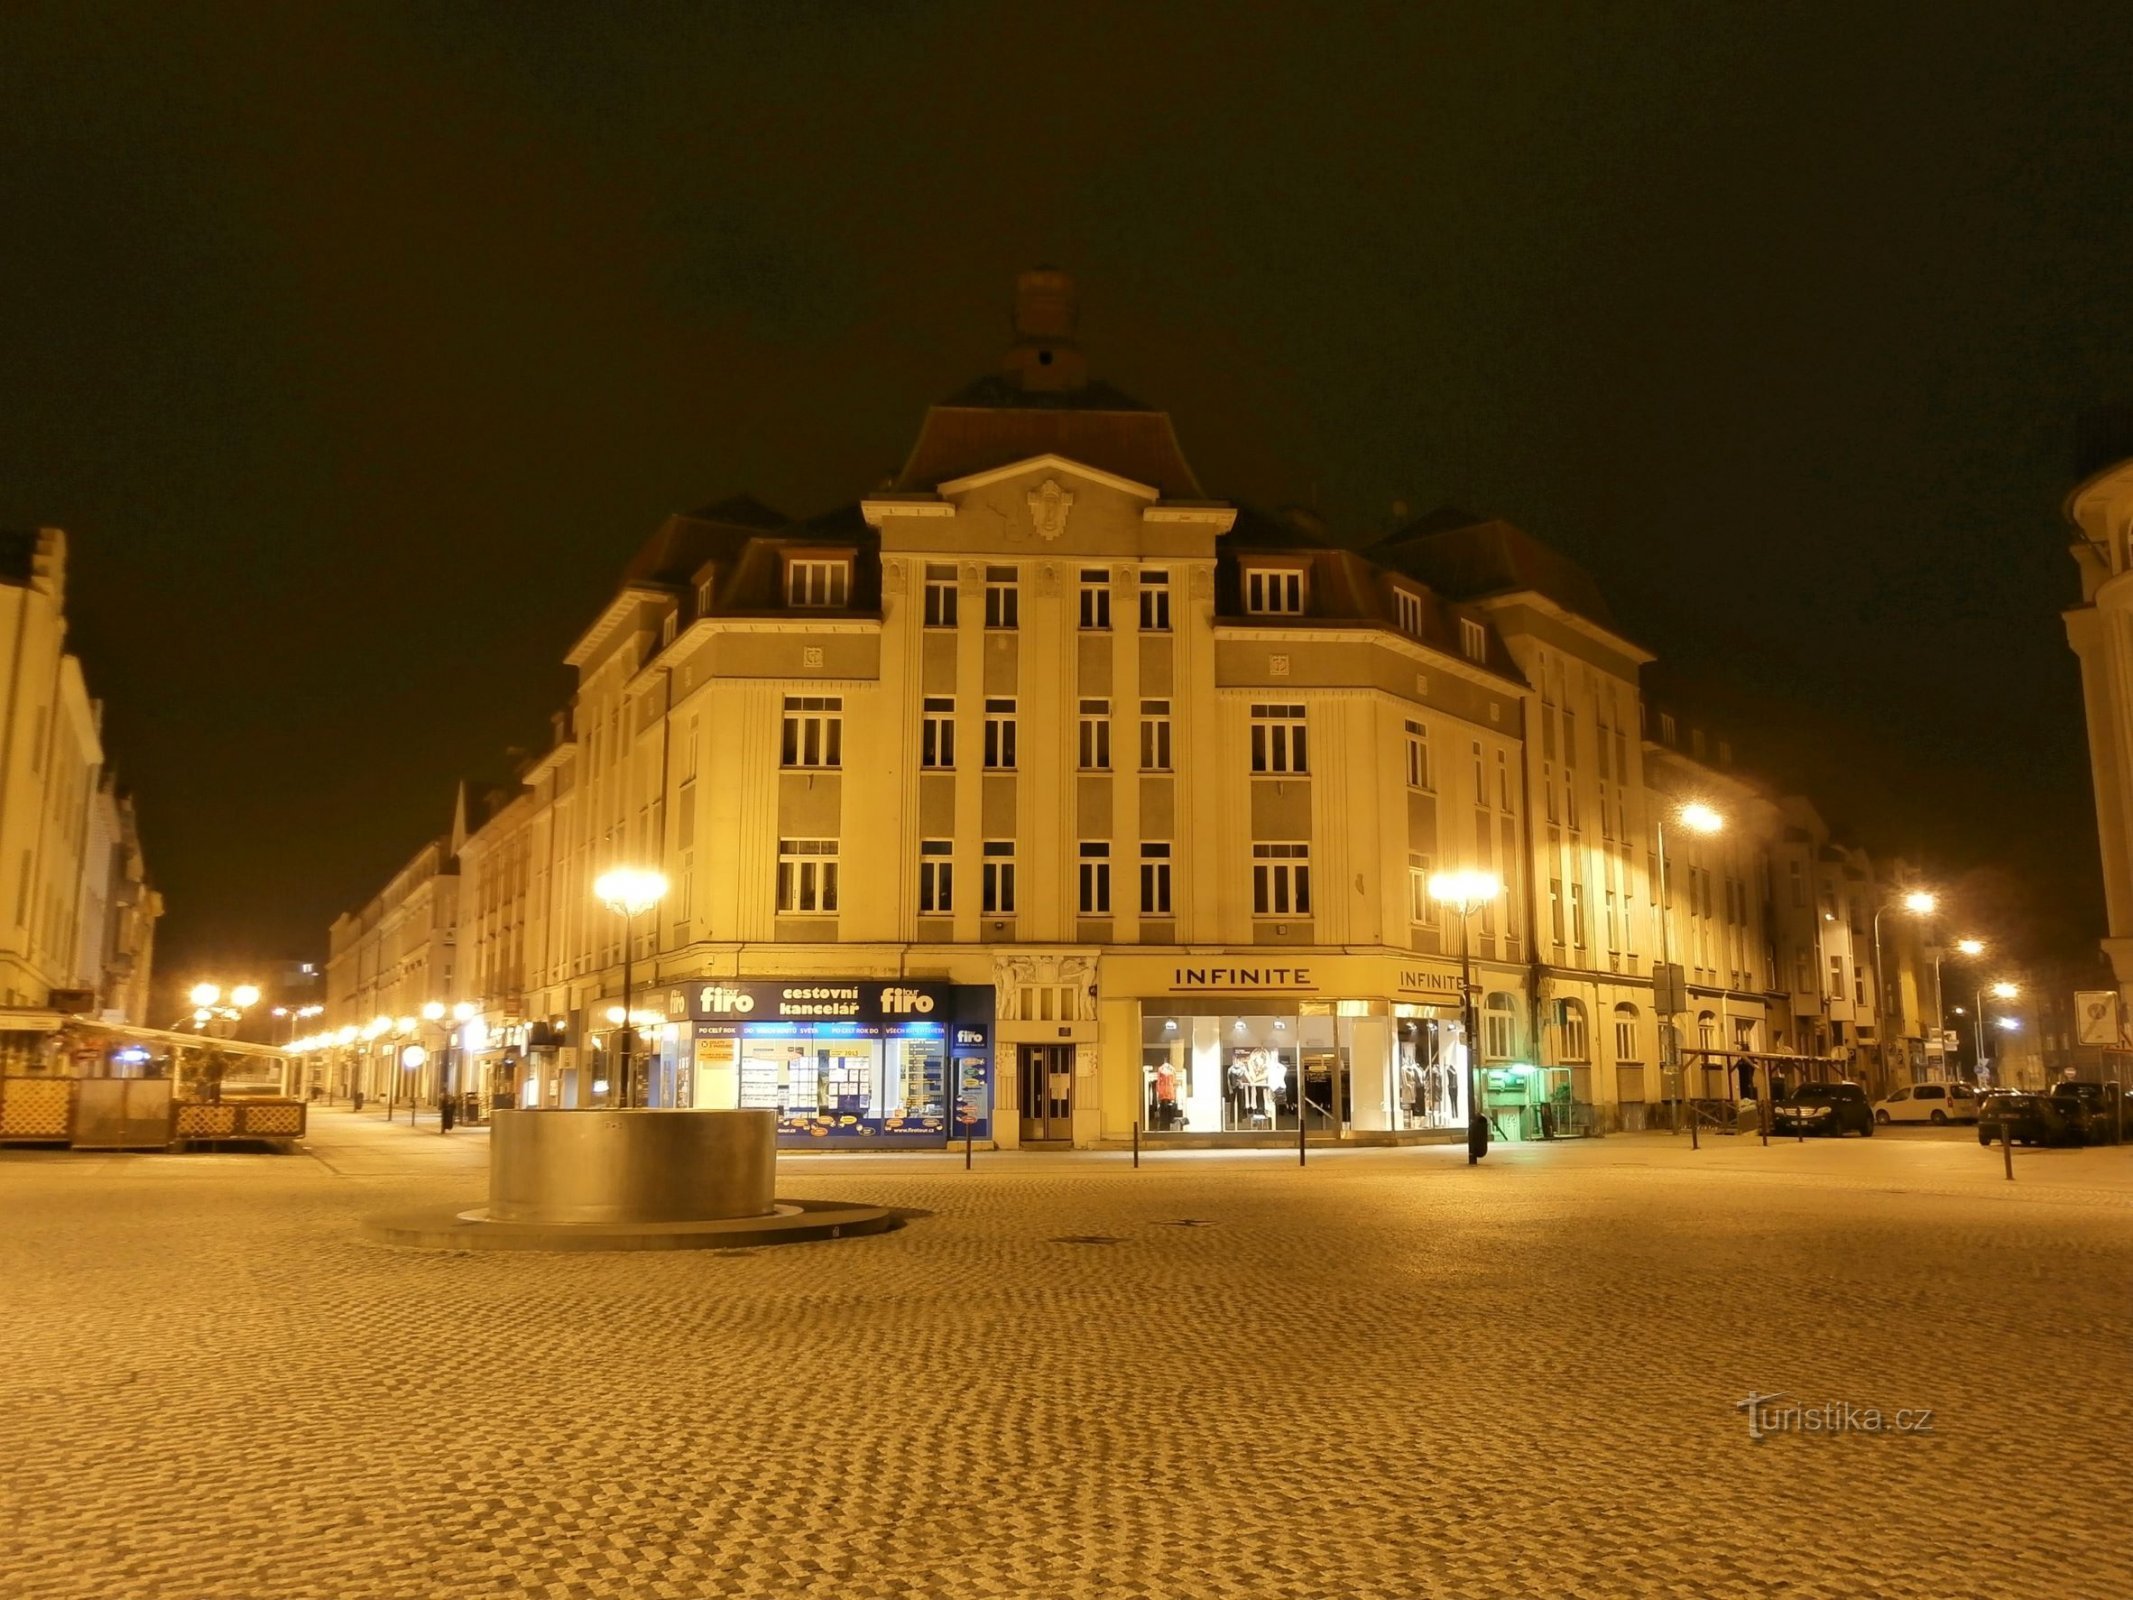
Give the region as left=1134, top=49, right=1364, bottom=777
left=1394, top=1014, right=1466, bottom=1130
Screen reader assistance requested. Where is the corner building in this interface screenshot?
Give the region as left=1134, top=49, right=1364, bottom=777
left=433, top=273, right=1902, bottom=1147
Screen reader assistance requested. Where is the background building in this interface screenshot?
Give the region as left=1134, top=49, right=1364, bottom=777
left=0, top=528, right=160, bottom=1036
left=329, top=274, right=1944, bottom=1141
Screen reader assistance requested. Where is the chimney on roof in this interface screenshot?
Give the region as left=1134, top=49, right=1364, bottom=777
left=1002, top=268, right=1087, bottom=393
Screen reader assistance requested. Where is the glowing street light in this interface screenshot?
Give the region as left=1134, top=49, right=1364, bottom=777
left=1872, top=890, right=1941, bottom=1093
left=1428, top=869, right=1503, bottom=1165
left=1902, top=890, right=1938, bottom=915
left=594, top=867, right=669, bottom=1109
left=189, top=982, right=221, bottom=1008
left=1955, top=938, right=1985, bottom=957
left=1653, top=801, right=1724, bottom=1126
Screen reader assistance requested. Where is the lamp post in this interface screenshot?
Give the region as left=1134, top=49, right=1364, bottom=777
left=1654, top=801, right=1724, bottom=1128
left=593, top=868, right=668, bottom=1109
left=1938, top=936, right=1985, bottom=1083
left=1427, top=868, right=1503, bottom=1166
left=1976, top=980, right=2019, bottom=1084
left=1870, top=890, right=1935, bottom=1093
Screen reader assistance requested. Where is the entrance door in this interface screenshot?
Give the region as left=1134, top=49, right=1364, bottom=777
left=1019, top=1044, right=1073, bottom=1144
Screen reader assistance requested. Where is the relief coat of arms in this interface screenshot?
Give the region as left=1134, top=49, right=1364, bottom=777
left=1026, top=478, right=1074, bottom=540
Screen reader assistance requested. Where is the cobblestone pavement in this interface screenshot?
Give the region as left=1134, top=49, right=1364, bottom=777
left=5, top=1109, right=2131, bottom=1599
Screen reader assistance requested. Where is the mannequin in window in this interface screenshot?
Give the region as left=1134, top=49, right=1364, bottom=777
left=1227, top=1051, right=1250, bottom=1127
left=1154, top=1058, right=1180, bottom=1129
left=1246, top=1048, right=1272, bottom=1125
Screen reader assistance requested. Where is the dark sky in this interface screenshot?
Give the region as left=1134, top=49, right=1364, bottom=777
left=4, top=1, right=2130, bottom=981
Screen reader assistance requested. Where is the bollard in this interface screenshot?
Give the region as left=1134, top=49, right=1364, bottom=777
left=2112, top=1080, right=2124, bottom=1148
left=964, top=1119, right=973, bottom=1171
left=1298, top=1097, right=1308, bottom=1167
left=1690, top=1107, right=1700, bottom=1151
left=2002, top=1122, right=2014, bottom=1182
left=1133, top=1119, right=1140, bottom=1169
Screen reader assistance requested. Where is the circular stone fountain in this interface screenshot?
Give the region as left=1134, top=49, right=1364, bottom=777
left=361, top=1108, right=895, bottom=1252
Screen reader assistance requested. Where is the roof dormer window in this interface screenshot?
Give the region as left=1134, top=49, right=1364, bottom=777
left=785, top=555, right=851, bottom=608
left=1459, top=618, right=1487, bottom=662
left=660, top=611, right=679, bottom=648
left=1394, top=587, right=1425, bottom=637
left=1244, top=565, right=1305, bottom=616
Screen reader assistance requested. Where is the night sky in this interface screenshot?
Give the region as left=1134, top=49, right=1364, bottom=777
left=6, top=2, right=2132, bottom=984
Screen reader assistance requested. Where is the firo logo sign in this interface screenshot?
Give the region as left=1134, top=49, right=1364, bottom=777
left=879, top=987, right=937, bottom=1015
left=697, top=985, right=757, bottom=1014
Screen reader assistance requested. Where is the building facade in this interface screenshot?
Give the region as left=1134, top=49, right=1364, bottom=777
left=2065, top=455, right=2133, bottom=1041
left=329, top=273, right=1935, bottom=1142
left=0, top=528, right=160, bottom=1031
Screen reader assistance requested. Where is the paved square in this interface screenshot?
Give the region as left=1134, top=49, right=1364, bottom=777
left=4, top=1111, right=2130, bottom=1598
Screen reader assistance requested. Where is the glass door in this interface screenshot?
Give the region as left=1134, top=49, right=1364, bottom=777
left=1019, top=1044, right=1073, bottom=1143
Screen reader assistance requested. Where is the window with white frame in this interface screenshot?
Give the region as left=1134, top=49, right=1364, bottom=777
left=695, top=573, right=716, bottom=613
left=1078, top=842, right=1111, bottom=915
left=1140, top=842, right=1173, bottom=915
left=1482, top=993, right=1516, bottom=1059
left=777, top=839, right=839, bottom=913
left=982, top=840, right=1016, bottom=914
left=1613, top=1003, right=1640, bottom=1062
left=1250, top=703, right=1308, bottom=774
left=1570, top=881, right=1587, bottom=950
left=1394, top=588, right=1425, bottom=636
left=983, top=698, right=1017, bottom=770
left=1252, top=842, right=1311, bottom=917
left=923, top=563, right=958, bottom=628
left=1078, top=570, right=1111, bottom=630
left=1244, top=566, right=1304, bottom=615
left=1559, top=1000, right=1590, bottom=1061
left=921, top=697, right=955, bottom=769
left=1409, top=852, right=1435, bottom=924
left=918, top=840, right=953, bottom=913
left=1459, top=617, right=1487, bottom=661
left=1140, top=700, right=1172, bottom=771
left=786, top=557, right=850, bottom=608
left=984, top=565, right=1019, bottom=629
left=660, top=611, right=678, bottom=647
left=1139, top=571, right=1171, bottom=631
left=1405, top=720, right=1430, bottom=789
left=1077, top=699, right=1111, bottom=770
left=781, top=696, right=842, bottom=768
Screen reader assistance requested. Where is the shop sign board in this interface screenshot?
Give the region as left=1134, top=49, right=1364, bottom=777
left=667, top=979, right=954, bottom=1028
left=1110, top=954, right=1465, bottom=1004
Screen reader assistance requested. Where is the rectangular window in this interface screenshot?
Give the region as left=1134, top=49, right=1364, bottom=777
left=1137, top=699, right=1174, bottom=772
left=776, top=839, right=839, bottom=914
left=918, top=839, right=953, bottom=914
left=921, top=697, right=956, bottom=769
left=1614, top=1013, right=1638, bottom=1062
left=780, top=696, right=843, bottom=768
left=1409, top=852, right=1435, bottom=925
left=1252, top=842, right=1312, bottom=917
left=1140, top=842, right=1173, bottom=915
left=1560, top=1006, right=1591, bottom=1062
left=1250, top=703, right=1308, bottom=774
left=1459, top=618, right=1487, bottom=661
left=984, top=566, right=1019, bottom=629
left=1404, top=720, right=1431, bottom=789
left=1079, top=571, right=1111, bottom=630
left=923, top=563, right=958, bottom=627
left=984, top=698, right=1017, bottom=770
left=1078, top=842, right=1111, bottom=914
left=1551, top=878, right=1566, bottom=945
left=660, top=611, right=678, bottom=647
left=1497, top=749, right=1513, bottom=811
left=1570, top=882, right=1587, bottom=950
left=786, top=558, right=849, bottom=608
left=1078, top=699, right=1112, bottom=770
left=1828, top=955, right=1845, bottom=1000
left=1139, top=571, right=1172, bottom=631
left=1394, top=588, right=1425, bottom=636
left=1244, top=567, right=1304, bottom=615
left=982, top=840, right=1017, bottom=914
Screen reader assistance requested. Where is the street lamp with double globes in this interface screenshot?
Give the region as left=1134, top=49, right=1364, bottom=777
left=593, top=867, right=668, bottom=1109
left=1427, top=868, right=1504, bottom=1165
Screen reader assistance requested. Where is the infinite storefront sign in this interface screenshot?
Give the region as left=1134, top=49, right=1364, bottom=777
left=1161, top=960, right=1461, bottom=998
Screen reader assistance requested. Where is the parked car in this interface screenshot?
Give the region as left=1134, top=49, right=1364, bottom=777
left=1871, top=1082, right=1981, bottom=1126
left=1976, top=1090, right=2086, bottom=1148
left=1774, top=1082, right=1875, bottom=1137
left=2047, top=1081, right=2133, bottom=1144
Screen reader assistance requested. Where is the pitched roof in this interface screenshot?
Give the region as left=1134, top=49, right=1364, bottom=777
left=1373, top=510, right=1621, bottom=633
left=894, top=394, right=1205, bottom=499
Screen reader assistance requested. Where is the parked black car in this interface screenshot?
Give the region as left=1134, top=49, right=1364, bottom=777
left=1976, top=1090, right=2086, bottom=1148
left=2047, top=1081, right=2133, bottom=1144
left=1773, top=1082, right=1875, bottom=1138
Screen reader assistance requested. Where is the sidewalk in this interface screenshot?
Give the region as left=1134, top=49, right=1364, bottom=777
left=299, top=1102, right=489, bottom=1179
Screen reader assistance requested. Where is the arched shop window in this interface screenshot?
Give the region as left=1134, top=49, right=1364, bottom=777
left=1482, top=993, right=1518, bottom=1060
left=1558, top=999, right=1590, bottom=1062
left=1613, top=1003, right=1641, bottom=1063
